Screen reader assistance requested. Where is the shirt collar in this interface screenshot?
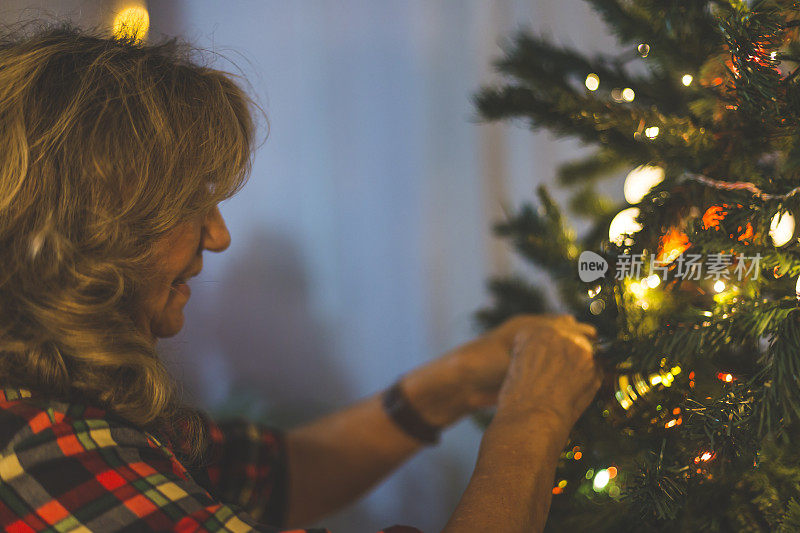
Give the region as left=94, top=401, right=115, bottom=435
left=0, top=387, right=33, bottom=402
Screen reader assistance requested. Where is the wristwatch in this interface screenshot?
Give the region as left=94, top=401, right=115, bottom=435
left=382, top=379, right=441, bottom=445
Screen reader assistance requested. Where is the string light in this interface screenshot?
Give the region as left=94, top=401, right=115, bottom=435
left=638, top=43, right=650, bottom=57
left=645, top=274, right=661, bottom=288
left=645, top=126, right=660, bottom=139
left=112, top=5, right=150, bottom=43
left=585, top=73, right=600, bottom=91
left=682, top=74, right=693, bottom=86
left=593, top=469, right=610, bottom=491
left=713, top=280, right=726, bottom=293
left=609, top=207, right=643, bottom=245
left=769, top=211, right=795, bottom=247
left=796, top=275, right=800, bottom=299
left=616, top=365, right=680, bottom=409
left=624, top=165, right=665, bottom=204
left=703, top=205, right=726, bottom=229
left=658, top=228, right=691, bottom=263
left=717, top=372, right=733, bottom=382
left=622, top=88, right=636, bottom=102
left=615, top=377, right=635, bottom=410
left=628, top=281, right=646, bottom=298
left=552, top=478, right=569, bottom=495
left=687, top=172, right=800, bottom=201
left=695, top=451, right=715, bottom=463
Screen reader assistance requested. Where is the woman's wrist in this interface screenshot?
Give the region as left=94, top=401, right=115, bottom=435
left=398, top=356, right=472, bottom=430
left=488, top=407, right=572, bottom=450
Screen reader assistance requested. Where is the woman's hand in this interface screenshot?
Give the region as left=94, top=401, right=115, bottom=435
left=493, top=319, right=602, bottom=429
left=400, top=314, right=598, bottom=429
left=442, top=320, right=601, bottom=533
left=284, top=314, right=600, bottom=527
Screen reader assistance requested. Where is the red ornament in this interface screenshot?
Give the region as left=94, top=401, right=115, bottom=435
left=701, top=204, right=753, bottom=243
left=657, top=227, right=691, bottom=263
left=702, top=205, right=726, bottom=229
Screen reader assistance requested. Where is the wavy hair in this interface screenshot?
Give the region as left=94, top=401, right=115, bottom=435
left=0, top=24, right=256, bottom=456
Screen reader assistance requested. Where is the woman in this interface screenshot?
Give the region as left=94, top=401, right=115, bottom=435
left=0, top=25, right=601, bottom=532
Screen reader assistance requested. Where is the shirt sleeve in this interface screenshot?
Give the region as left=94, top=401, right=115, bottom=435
left=187, top=415, right=288, bottom=526
left=0, top=411, right=423, bottom=533
left=188, top=416, right=423, bottom=533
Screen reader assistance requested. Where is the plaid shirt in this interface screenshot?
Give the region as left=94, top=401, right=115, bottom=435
left=0, top=387, right=422, bottom=533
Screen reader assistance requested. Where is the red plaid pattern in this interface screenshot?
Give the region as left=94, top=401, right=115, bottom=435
left=0, top=387, right=422, bottom=533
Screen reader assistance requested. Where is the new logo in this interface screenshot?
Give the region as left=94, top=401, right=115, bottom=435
left=578, top=250, right=608, bottom=282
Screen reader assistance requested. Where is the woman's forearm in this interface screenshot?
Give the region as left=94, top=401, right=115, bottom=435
left=442, top=412, right=569, bottom=533
left=283, top=357, right=469, bottom=527
left=282, top=316, right=594, bottom=529
left=283, top=392, right=421, bottom=527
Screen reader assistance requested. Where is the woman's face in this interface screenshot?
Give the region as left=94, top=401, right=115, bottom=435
left=136, top=205, right=231, bottom=341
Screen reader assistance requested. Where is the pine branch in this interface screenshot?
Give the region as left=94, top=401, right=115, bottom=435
left=474, top=275, right=550, bottom=331
left=586, top=0, right=728, bottom=70
left=557, top=148, right=631, bottom=186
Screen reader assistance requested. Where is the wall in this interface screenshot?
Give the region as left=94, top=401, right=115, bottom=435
left=0, top=2, right=620, bottom=531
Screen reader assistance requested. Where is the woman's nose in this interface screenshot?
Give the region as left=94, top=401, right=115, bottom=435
left=202, top=205, right=231, bottom=252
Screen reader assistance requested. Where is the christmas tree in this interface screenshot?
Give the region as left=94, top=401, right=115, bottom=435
left=474, top=1, right=800, bottom=531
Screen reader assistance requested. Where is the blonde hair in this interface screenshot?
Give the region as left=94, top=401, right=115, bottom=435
left=0, top=24, right=256, bottom=456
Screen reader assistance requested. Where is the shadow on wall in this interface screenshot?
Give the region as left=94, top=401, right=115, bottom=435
left=161, top=227, right=351, bottom=427
left=161, top=228, right=473, bottom=532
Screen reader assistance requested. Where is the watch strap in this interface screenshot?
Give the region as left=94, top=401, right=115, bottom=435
left=382, top=379, right=441, bottom=445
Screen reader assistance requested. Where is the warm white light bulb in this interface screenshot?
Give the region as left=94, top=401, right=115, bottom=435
left=796, top=275, right=800, bottom=298
left=593, top=469, right=610, bottom=491
left=112, top=5, right=150, bottom=43
left=645, top=126, right=660, bottom=139
left=622, top=88, right=635, bottom=102
left=714, top=280, right=726, bottom=293
left=624, top=165, right=665, bottom=204
left=769, top=211, right=795, bottom=247
left=609, top=207, right=643, bottom=245
left=628, top=281, right=646, bottom=298
left=585, top=73, right=600, bottom=91
left=681, top=74, right=693, bottom=86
